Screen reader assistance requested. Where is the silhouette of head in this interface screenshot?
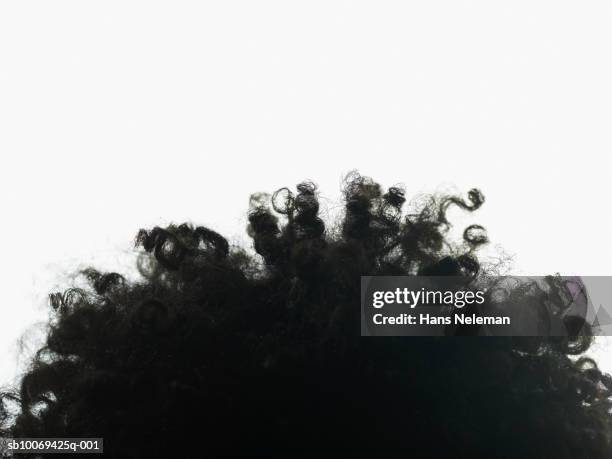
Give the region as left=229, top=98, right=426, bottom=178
left=2, top=173, right=611, bottom=458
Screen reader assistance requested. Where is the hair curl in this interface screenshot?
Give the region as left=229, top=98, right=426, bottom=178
left=1, top=174, right=611, bottom=458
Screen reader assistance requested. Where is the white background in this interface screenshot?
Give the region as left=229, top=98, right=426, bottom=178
left=1, top=1, right=611, bottom=387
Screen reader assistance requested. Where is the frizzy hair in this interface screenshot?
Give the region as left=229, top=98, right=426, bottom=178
left=1, top=173, right=611, bottom=458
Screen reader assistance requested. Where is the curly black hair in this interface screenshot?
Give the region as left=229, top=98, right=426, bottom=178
left=1, top=173, right=611, bottom=458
